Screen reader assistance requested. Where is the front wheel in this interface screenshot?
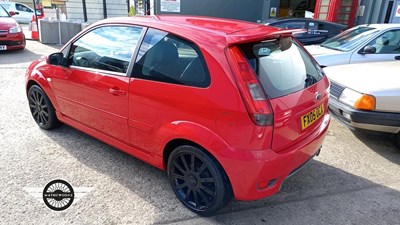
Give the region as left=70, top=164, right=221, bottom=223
left=27, top=85, right=59, bottom=130
left=167, top=145, right=232, bottom=216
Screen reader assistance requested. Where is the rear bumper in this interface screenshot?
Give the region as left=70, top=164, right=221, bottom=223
left=329, top=97, right=400, bottom=134
left=219, top=113, right=330, bottom=201
left=0, top=33, right=26, bottom=50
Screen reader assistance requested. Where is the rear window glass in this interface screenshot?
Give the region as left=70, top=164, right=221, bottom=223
left=239, top=37, right=324, bottom=99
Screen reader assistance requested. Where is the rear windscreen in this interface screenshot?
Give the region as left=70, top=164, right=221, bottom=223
left=239, top=37, right=324, bottom=99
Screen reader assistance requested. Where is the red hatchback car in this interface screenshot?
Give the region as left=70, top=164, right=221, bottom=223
left=0, top=4, right=25, bottom=51
left=25, top=16, right=330, bottom=215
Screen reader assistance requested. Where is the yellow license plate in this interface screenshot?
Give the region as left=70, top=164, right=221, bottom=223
left=301, top=104, right=324, bottom=130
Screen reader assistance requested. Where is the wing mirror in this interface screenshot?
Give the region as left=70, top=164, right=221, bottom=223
left=9, top=11, right=19, bottom=16
left=360, top=46, right=376, bottom=54
left=47, top=52, right=67, bottom=66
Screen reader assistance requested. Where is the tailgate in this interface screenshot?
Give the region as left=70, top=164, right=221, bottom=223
left=236, top=36, right=329, bottom=152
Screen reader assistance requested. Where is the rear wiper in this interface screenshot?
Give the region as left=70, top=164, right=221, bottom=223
left=305, top=74, right=317, bottom=87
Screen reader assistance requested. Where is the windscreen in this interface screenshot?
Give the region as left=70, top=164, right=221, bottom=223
left=0, top=5, right=10, bottom=17
left=320, top=26, right=378, bottom=52
left=239, top=37, right=324, bottom=99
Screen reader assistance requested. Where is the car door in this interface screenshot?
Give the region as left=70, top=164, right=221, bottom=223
left=128, top=28, right=211, bottom=153
left=51, top=25, right=144, bottom=143
left=350, top=29, right=400, bottom=63
left=14, top=3, right=33, bottom=23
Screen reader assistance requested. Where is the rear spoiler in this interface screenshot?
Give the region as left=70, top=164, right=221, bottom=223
left=226, top=28, right=307, bottom=45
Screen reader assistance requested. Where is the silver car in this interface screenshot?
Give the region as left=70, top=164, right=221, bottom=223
left=0, top=1, right=39, bottom=24
left=325, top=61, right=400, bottom=148
left=306, top=24, right=400, bottom=67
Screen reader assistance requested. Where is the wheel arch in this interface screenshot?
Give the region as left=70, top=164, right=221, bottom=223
left=158, top=121, right=230, bottom=170
left=26, top=79, right=40, bottom=94
left=159, top=122, right=234, bottom=193
left=26, top=73, right=59, bottom=111
left=163, top=139, right=203, bottom=169
left=163, top=137, right=234, bottom=201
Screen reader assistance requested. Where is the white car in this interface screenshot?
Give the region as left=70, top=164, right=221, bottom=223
left=325, top=61, right=400, bottom=148
left=306, top=24, right=400, bottom=67
left=0, top=2, right=40, bottom=23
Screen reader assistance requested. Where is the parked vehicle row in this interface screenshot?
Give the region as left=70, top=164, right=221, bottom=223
left=0, top=3, right=25, bottom=51
left=305, top=23, right=400, bottom=67
left=267, top=18, right=347, bottom=45
left=324, top=61, right=400, bottom=148
left=0, top=1, right=39, bottom=24
left=299, top=22, right=400, bottom=147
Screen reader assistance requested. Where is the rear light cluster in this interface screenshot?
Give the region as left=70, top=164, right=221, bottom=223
left=226, top=46, right=273, bottom=126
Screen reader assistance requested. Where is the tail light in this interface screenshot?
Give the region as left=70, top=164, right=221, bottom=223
left=226, top=46, right=273, bottom=126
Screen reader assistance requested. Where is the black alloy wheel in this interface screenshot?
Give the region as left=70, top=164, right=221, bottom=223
left=167, top=145, right=232, bottom=216
left=28, top=85, right=59, bottom=130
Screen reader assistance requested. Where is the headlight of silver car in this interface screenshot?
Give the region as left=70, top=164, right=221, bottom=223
left=9, top=26, right=22, bottom=34
left=339, top=88, right=362, bottom=106
left=339, top=88, right=375, bottom=111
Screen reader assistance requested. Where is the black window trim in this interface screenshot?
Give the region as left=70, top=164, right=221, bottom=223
left=65, top=24, right=147, bottom=77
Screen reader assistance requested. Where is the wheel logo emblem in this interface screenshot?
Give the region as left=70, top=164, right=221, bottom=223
left=43, top=180, right=74, bottom=211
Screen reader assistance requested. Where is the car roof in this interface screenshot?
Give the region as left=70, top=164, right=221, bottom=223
left=355, top=23, right=400, bottom=30
left=93, top=15, right=294, bottom=46
left=267, top=17, right=347, bottom=27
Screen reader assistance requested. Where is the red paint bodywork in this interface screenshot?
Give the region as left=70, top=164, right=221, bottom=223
left=25, top=16, right=330, bottom=201
left=0, top=17, right=25, bottom=50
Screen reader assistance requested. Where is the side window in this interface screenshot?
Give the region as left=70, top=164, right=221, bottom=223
left=15, top=4, right=22, bottom=11
left=68, top=26, right=143, bottom=74
left=17, top=4, right=28, bottom=12
left=274, top=22, right=306, bottom=37
left=307, top=22, right=331, bottom=35
left=368, top=30, right=400, bottom=54
left=132, top=28, right=210, bottom=88
left=287, top=22, right=306, bottom=29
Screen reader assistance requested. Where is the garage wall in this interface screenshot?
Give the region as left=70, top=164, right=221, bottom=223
left=155, top=0, right=267, bottom=23
left=66, top=0, right=127, bottom=22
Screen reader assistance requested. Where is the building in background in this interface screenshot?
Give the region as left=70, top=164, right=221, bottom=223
left=153, top=0, right=400, bottom=28
left=65, top=0, right=127, bottom=22
left=11, top=0, right=395, bottom=26
left=357, top=0, right=400, bottom=24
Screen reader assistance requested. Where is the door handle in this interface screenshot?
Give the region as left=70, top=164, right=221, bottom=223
left=395, top=56, right=400, bottom=60
left=109, top=88, right=126, bottom=96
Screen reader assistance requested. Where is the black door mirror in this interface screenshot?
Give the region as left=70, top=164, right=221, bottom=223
left=360, top=46, right=376, bottom=54
left=48, top=52, right=67, bottom=66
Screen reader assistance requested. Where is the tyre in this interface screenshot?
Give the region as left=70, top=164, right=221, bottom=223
left=396, top=133, right=400, bottom=150
left=27, top=85, right=59, bottom=130
left=167, top=145, right=232, bottom=216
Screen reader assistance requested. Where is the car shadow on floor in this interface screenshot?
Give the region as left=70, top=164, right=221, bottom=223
left=0, top=41, right=59, bottom=66
left=351, top=130, right=400, bottom=165
left=0, top=48, right=42, bottom=65
left=42, top=125, right=400, bottom=224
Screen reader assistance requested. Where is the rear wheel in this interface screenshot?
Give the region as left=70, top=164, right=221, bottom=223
left=27, top=85, right=59, bottom=130
left=167, top=145, right=232, bottom=216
